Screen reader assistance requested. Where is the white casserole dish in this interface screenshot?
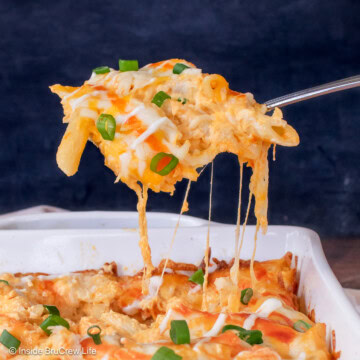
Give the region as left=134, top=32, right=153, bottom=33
left=0, top=211, right=358, bottom=359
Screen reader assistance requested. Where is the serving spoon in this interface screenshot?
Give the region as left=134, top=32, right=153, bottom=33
left=265, top=75, right=360, bottom=110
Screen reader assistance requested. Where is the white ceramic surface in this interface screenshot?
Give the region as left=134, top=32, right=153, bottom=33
left=0, top=211, right=358, bottom=359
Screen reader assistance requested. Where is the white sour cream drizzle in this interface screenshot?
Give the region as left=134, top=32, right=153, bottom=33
left=115, top=104, right=145, bottom=124
left=189, top=285, right=201, bottom=294
left=148, top=276, right=163, bottom=297
left=69, top=93, right=91, bottom=109
left=79, top=108, right=98, bottom=120
left=243, top=314, right=258, bottom=330
left=203, top=313, right=227, bottom=337
left=243, top=298, right=283, bottom=330
left=119, top=152, right=132, bottom=178
left=159, top=309, right=173, bottom=334
left=122, top=276, right=163, bottom=315
left=182, top=68, right=202, bottom=75
left=122, top=300, right=141, bottom=315
left=131, top=117, right=167, bottom=149
left=63, top=87, right=81, bottom=100
left=69, top=90, right=109, bottom=111
left=193, top=337, right=210, bottom=352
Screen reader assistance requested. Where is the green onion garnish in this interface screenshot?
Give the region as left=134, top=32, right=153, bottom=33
left=222, top=325, right=263, bottom=345
left=40, top=315, right=70, bottom=335
left=177, top=98, right=188, bottom=105
left=87, top=325, right=102, bottom=345
left=188, top=269, right=204, bottom=286
left=293, top=320, right=312, bottom=333
left=0, top=280, right=9, bottom=286
left=151, top=346, right=182, bottom=360
left=170, top=320, right=190, bottom=345
left=93, top=66, right=110, bottom=75
left=150, top=152, right=179, bottom=176
left=173, top=63, right=190, bottom=75
left=151, top=91, right=171, bottom=108
left=96, top=114, right=116, bottom=141
left=240, top=288, right=253, bottom=305
left=0, top=330, right=20, bottom=351
left=43, top=305, right=60, bottom=316
left=221, top=324, right=244, bottom=333
left=119, top=59, right=139, bottom=72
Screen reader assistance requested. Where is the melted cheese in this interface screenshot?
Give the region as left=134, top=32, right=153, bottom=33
left=156, top=180, right=192, bottom=297
left=0, top=255, right=331, bottom=359
left=203, top=161, right=214, bottom=310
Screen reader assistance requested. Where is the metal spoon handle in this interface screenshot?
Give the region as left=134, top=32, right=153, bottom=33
left=265, top=75, right=360, bottom=110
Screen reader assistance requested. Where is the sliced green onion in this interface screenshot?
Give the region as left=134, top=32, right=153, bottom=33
left=222, top=324, right=263, bottom=345
left=173, top=63, right=190, bottom=75
left=151, top=91, right=171, bottom=108
left=40, top=315, right=70, bottom=335
left=240, top=288, right=253, bottom=305
left=170, top=320, right=190, bottom=345
left=96, top=114, right=116, bottom=141
left=0, top=330, right=21, bottom=351
left=0, top=280, right=9, bottom=286
left=221, top=324, right=243, bottom=333
left=150, top=152, right=179, bottom=176
left=119, top=59, right=139, bottom=72
left=177, top=97, right=188, bottom=105
left=293, top=320, right=312, bottom=333
left=93, top=66, right=110, bottom=75
left=151, top=346, right=182, bottom=360
left=43, top=305, right=60, bottom=316
left=239, top=329, right=263, bottom=345
left=87, top=325, right=102, bottom=345
left=188, top=269, right=204, bottom=286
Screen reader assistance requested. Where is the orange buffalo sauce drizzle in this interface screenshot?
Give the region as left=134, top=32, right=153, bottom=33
left=202, top=162, right=214, bottom=311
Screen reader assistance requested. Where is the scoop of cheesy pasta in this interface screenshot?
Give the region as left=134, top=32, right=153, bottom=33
left=51, top=59, right=299, bottom=233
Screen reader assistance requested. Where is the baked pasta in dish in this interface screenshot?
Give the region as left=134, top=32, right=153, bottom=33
left=0, top=253, right=332, bottom=359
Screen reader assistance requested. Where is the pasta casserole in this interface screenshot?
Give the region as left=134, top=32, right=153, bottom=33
left=0, top=254, right=332, bottom=359
left=0, top=58, right=334, bottom=359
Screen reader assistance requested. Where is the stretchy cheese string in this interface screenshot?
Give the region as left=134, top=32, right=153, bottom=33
left=155, top=180, right=192, bottom=297
left=134, top=184, right=154, bottom=294
left=229, top=188, right=252, bottom=312
left=227, top=162, right=244, bottom=311
left=202, top=161, right=214, bottom=311
left=250, top=222, right=261, bottom=286
left=230, top=162, right=243, bottom=285
left=273, top=144, right=277, bottom=161
left=236, top=191, right=253, bottom=261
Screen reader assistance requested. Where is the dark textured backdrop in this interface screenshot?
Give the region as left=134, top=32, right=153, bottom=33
left=0, top=0, right=359, bottom=237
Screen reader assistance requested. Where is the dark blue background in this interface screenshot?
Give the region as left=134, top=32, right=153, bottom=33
left=0, top=0, right=359, bottom=237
